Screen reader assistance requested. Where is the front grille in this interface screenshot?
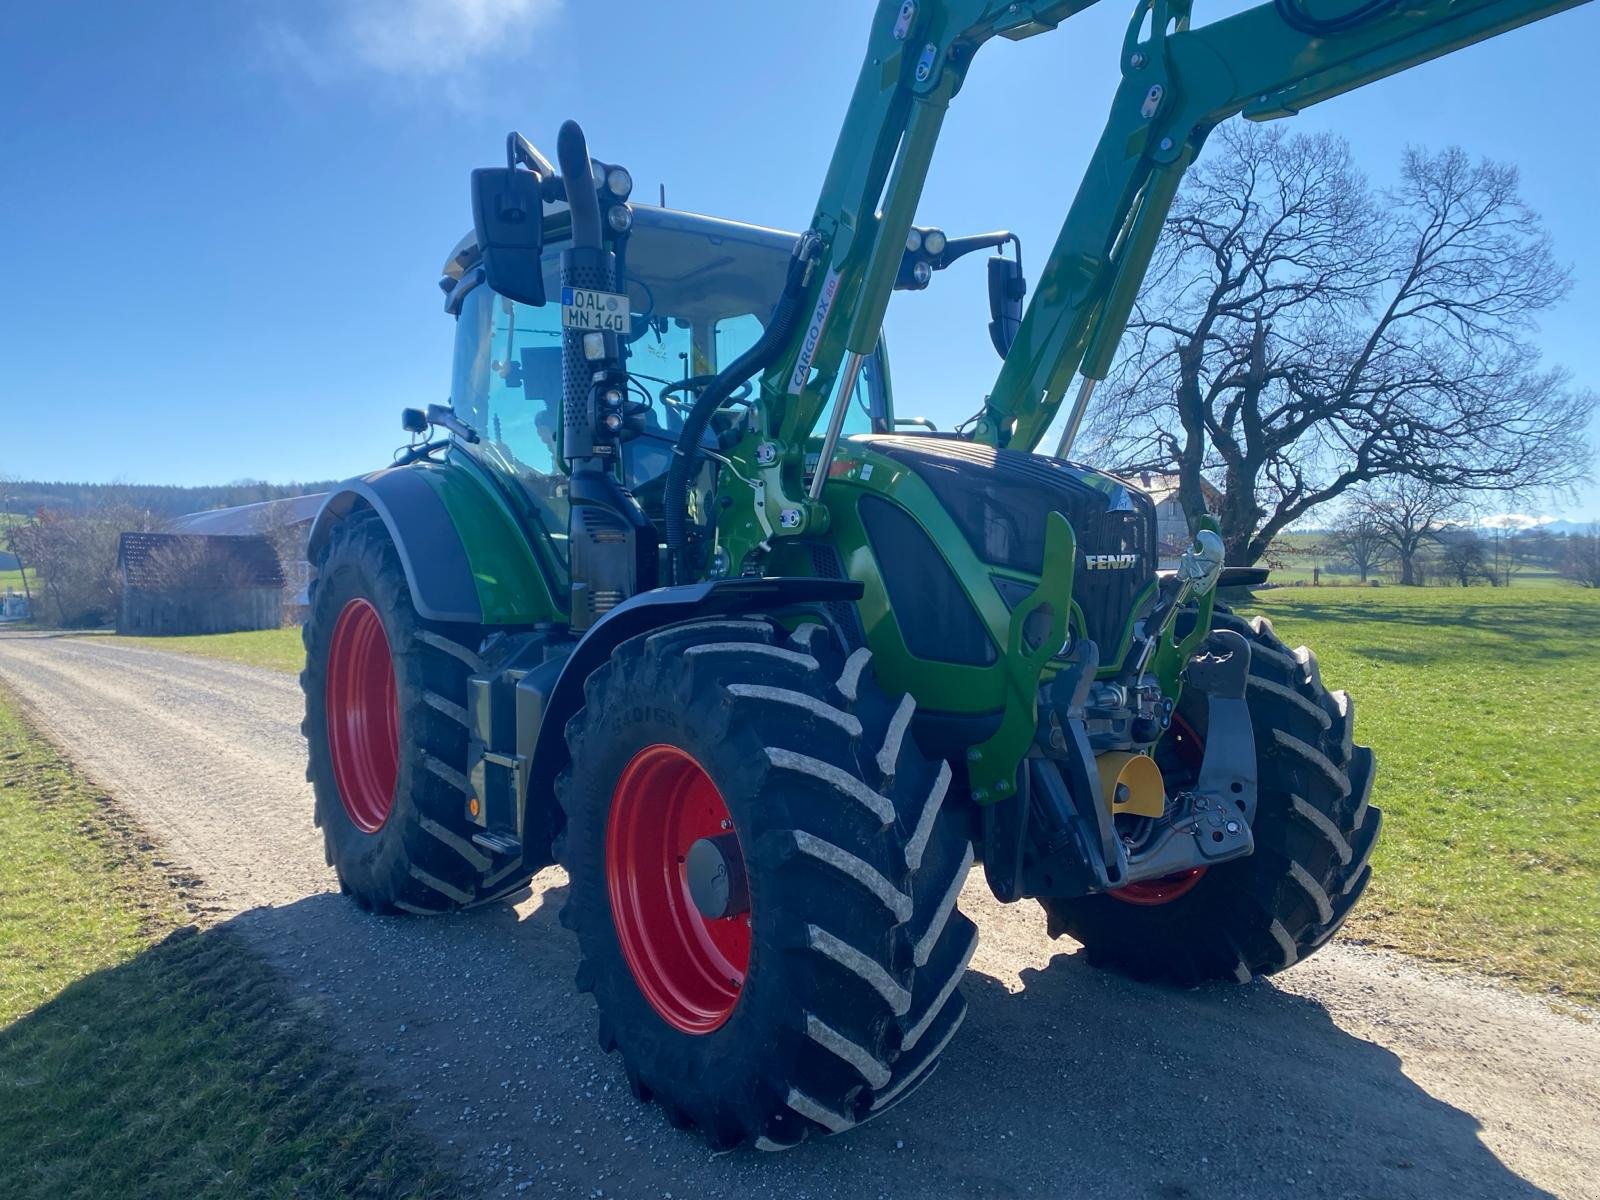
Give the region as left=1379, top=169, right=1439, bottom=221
left=859, top=435, right=1155, bottom=661
left=859, top=495, right=997, bottom=667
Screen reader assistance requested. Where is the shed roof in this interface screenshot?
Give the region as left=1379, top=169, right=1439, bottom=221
left=170, top=493, right=326, bottom=536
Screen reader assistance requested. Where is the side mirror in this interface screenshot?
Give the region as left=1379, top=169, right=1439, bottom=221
left=471, top=167, right=546, bottom=306
left=401, top=407, right=428, bottom=435
left=987, top=255, right=1026, bottom=358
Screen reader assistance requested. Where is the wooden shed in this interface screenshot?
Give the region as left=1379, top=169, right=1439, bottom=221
left=117, top=532, right=285, bottom=635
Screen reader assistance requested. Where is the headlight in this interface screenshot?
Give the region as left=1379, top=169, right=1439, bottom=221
left=607, top=204, right=634, bottom=233
left=923, top=228, right=947, bottom=257
left=605, top=165, right=633, bottom=198
left=912, top=261, right=933, bottom=286
left=905, top=228, right=923, bottom=253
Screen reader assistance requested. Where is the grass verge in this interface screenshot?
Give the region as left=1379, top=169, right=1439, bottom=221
left=103, top=626, right=306, bottom=673
left=0, top=689, right=454, bottom=1199
left=1249, top=587, right=1600, bottom=1005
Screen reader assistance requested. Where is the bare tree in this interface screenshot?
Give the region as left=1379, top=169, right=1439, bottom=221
left=1561, top=524, right=1600, bottom=588
left=1437, top=530, right=1493, bottom=587
left=1084, top=123, right=1594, bottom=566
left=9, top=500, right=160, bottom=627
left=1318, top=512, right=1393, bottom=582
left=1480, top=524, right=1525, bottom=588
left=1353, top=478, right=1459, bottom=586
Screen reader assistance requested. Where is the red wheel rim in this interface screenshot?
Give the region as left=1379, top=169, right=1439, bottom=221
left=1110, top=713, right=1208, bottom=907
left=606, top=745, right=750, bottom=1034
left=1110, top=867, right=1207, bottom=906
left=325, top=597, right=399, bottom=834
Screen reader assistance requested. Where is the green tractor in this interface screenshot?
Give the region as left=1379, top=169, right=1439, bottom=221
left=302, top=0, right=1581, bottom=1149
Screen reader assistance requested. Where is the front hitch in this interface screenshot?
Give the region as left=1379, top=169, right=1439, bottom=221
left=1118, top=630, right=1257, bottom=885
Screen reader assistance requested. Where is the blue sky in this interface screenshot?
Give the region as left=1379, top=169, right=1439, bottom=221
left=2, top=0, right=1596, bottom=518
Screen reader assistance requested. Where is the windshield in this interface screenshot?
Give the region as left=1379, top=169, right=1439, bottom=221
left=450, top=210, right=882, bottom=514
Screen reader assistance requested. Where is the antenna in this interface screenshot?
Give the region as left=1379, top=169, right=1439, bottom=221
left=659, top=183, right=666, bottom=208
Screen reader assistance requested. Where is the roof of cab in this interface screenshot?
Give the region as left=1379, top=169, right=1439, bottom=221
left=439, top=204, right=800, bottom=285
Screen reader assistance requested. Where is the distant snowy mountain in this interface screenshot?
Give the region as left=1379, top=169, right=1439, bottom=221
left=1479, top=514, right=1597, bottom=534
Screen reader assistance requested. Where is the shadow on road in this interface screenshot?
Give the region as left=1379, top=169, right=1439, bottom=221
left=194, top=878, right=1552, bottom=1200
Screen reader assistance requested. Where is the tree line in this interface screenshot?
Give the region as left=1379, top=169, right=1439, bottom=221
left=1315, top=502, right=1600, bottom=588
left=1, top=479, right=336, bottom=521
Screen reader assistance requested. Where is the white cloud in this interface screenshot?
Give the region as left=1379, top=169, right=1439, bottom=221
left=1480, top=513, right=1558, bottom=530
left=268, top=0, right=560, bottom=83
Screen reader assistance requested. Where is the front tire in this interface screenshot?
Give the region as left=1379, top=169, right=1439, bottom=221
left=1041, top=612, right=1381, bottom=985
left=302, top=511, right=535, bottom=912
left=556, top=618, right=976, bottom=1148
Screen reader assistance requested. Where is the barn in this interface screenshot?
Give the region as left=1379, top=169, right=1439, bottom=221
left=1134, top=472, right=1224, bottom=567
left=171, top=493, right=325, bottom=622
left=116, top=532, right=285, bottom=635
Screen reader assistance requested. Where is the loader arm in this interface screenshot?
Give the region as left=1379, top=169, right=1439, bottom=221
left=717, top=0, right=1587, bottom=570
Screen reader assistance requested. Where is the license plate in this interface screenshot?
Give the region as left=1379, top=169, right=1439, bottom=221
left=560, top=286, right=631, bottom=334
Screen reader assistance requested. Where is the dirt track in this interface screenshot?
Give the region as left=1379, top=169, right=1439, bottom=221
left=2, top=629, right=1596, bottom=1200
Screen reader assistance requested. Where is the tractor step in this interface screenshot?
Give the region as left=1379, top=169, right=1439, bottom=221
left=471, top=830, right=522, bottom=856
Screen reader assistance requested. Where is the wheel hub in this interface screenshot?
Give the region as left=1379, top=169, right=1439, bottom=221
left=325, top=597, right=400, bottom=834
left=685, top=832, right=750, bottom=920
left=606, top=745, right=751, bottom=1034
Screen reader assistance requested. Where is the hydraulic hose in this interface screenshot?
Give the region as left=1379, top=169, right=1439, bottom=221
left=556, top=120, right=602, bottom=251
left=663, top=236, right=817, bottom=581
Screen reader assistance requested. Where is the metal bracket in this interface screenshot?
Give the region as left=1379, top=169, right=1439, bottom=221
left=967, top=510, right=1075, bottom=803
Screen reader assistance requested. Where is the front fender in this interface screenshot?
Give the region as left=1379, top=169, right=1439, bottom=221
left=520, top=577, right=864, bottom=829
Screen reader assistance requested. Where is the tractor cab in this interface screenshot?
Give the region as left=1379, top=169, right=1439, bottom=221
left=440, top=205, right=889, bottom=552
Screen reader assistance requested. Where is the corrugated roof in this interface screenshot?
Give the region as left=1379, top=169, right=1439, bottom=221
left=118, top=532, right=284, bottom=589
left=170, top=493, right=326, bottom=537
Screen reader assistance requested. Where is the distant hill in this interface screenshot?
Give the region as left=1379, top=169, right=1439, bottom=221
left=1540, top=519, right=1598, bottom=535
left=0, top=480, right=340, bottom=520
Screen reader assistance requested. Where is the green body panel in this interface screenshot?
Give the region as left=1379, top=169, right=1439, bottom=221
left=420, top=453, right=564, bottom=626
left=768, top=441, right=1178, bottom=803
left=965, top=512, right=1074, bottom=802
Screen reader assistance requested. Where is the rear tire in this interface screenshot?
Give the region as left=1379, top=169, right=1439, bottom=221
left=556, top=618, right=976, bottom=1148
left=302, top=511, right=536, bottom=913
left=1040, top=611, right=1380, bottom=984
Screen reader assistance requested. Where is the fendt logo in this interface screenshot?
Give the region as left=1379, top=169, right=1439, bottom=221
left=1084, top=553, right=1138, bottom=570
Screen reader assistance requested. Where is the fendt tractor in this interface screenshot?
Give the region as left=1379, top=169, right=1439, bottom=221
left=302, top=0, right=1584, bottom=1149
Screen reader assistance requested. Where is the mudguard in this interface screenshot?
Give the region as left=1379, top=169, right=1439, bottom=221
left=519, top=577, right=865, bottom=832
left=308, top=460, right=559, bottom=626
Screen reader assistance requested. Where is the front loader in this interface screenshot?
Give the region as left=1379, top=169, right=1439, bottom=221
left=302, top=0, right=1586, bottom=1149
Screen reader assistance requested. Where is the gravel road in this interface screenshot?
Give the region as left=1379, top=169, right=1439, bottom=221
left=2, top=629, right=1596, bottom=1200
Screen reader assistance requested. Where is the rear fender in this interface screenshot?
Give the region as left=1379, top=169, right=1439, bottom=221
left=308, top=460, right=560, bottom=626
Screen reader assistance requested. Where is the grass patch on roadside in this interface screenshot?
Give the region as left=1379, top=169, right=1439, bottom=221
left=104, top=626, right=306, bottom=673
left=0, top=691, right=454, bottom=1199
left=1248, top=587, right=1600, bottom=1004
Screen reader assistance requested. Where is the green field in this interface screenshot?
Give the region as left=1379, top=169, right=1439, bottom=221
left=0, top=568, right=34, bottom=595
left=1249, top=588, right=1600, bottom=1003
left=0, top=692, right=453, bottom=1199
